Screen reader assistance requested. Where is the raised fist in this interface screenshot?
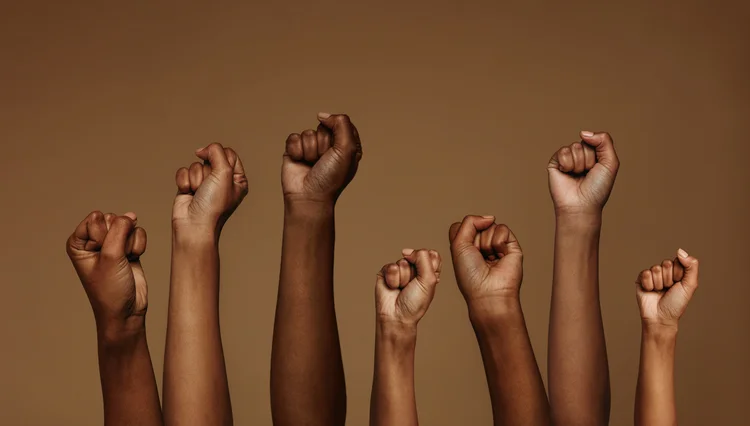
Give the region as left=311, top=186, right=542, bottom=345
left=448, top=216, right=523, bottom=306
left=173, top=143, right=248, bottom=232
left=375, top=249, right=442, bottom=325
left=282, top=113, right=363, bottom=204
left=547, top=131, right=620, bottom=215
left=635, top=249, right=700, bottom=328
left=66, top=211, right=148, bottom=327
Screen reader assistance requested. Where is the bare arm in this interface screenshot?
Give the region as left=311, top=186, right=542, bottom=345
left=98, top=324, right=163, bottom=426
left=163, top=143, right=247, bottom=426
left=634, top=250, right=699, bottom=426
left=370, top=324, right=418, bottom=426
left=271, top=113, right=362, bottom=426
left=635, top=325, right=678, bottom=426
left=548, top=214, right=610, bottom=425
left=546, top=131, right=619, bottom=425
left=270, top=201, right=346, bottom=425
left=163, top=232, right=233, bottom=426
left=471, top=301, right=550, bottom=426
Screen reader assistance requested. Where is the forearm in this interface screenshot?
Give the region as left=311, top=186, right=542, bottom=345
left=163, top=231, right=232, bottom=426
left=635, top=325, right=678, bottom=426
left=548, top=213, right=610, bottom=425
left=370, top=323, right=418, bottom=426
left=97, top=325, right=162, bottom=426
left=470, top=300, right=549, bottom=426
left=271, top=201, right=346, bottom=425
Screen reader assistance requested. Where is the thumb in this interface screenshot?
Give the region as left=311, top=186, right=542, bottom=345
left=580, top=131, right=619, bottom=172
left=402, top=249, right=439, bottom=286
left=195, top=143, right=231, bottom=174
left=676, top=248, right=699, bottom=294
left=317, top=113, right=361, bottom=158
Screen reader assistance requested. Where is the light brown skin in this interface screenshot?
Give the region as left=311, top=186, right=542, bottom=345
left=163, top=143, right=248, bottom=426
left=271, top=113, right=362, bottom=426
left=370, top=248, right=442, bottom=426
left=66, top=211, right=163, bottom=426
left=635, top=249, right=700, bottom=426
left=448, top=216, right=550, bottom=426
left=547, top=131, right=619, bottom=426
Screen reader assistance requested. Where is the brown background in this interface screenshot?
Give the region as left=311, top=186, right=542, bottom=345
left=1, top=1, right=748, bottom=425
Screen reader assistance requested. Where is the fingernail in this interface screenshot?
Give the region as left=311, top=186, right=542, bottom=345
left=482, top=215, right=494, bottom=219
left=581, top=131, right=594, bottom=137
left=317, top=112, right=331, bottom=120
left=195, top=147, right=205, bottom=153
left=124, top=212, right=137, bottom=222
left=402, top=248, right=415, bottom=255
left=677, top=248, right=689, bottom=258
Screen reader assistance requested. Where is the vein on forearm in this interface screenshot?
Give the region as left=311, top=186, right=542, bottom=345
left=271, top=203, right=346, bottom=426
left=164, top=237, right=232, bottom=426
left=548, top=216, right=610, bottom=425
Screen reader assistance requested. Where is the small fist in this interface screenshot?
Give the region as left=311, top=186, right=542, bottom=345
left=547, top=131, right=620, bottom=215
left=636, top=249, right=700, bottom=328
left=282, top=113, right=363, bottom=204
left=448, top=216, right=523, bottom=305
left=66, top=211, right=149, bottom=325
left=173, top=143, right=248, bottom=232
left=375, top=249, right=442, bottom=325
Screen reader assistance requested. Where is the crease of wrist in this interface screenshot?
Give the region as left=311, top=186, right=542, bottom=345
left=377, top=320, right=418, bottom=340
left=284, top=198, right=335, bottom=215
left=96, top=319, right=146, bottom=348
left=555, top=211, right=603, bottom=228
left=642, top=321, right=679, bottom=336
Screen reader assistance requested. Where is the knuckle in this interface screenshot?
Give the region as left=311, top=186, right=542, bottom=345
left=301, top=129, right=316, bottom=137
left=334, top=114, right=351, bottom=125
left=286, top=133, right=300, bottom=142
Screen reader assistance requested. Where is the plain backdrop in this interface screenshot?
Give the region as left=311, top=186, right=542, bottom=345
left=1, top=1, right=748, bottom=425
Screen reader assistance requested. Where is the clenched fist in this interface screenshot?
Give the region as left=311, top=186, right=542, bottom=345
left=66, top=211, right=148, bottom=331
left=548, top=131, right=620, bottom=215
left=636, top=249, right=700, bottom=328
left=449, top=216, right=524, bottom=307
left=375, top=249, right=442, bottom=325
left=173, top=143, right=248, bottom=232
left=282, top=113, right=363, bottom=204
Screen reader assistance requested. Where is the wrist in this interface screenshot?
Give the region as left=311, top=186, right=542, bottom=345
left=95, top=317, right=147, bottom=348
left=467, top=296, right=522, bottom=325
left=172, top=222, right=220, bottom=247
left=555, top=210, right=603, bottom=229
left=376, top=320, right=418, bottom=344
left=284, top=197, right=335, bottom=219
left=642, top=321, right=679, bottom=337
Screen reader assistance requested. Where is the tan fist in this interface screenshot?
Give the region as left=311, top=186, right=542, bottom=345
left=375, top=249, right=442, bottom=325
left=66, top=211, right=148, bottom=329
left=173, top=143, right=248, bottom=232
left=636, top=249, right=700, bottom=328
left=448, top=215, right=523, bottom=306
left=281, top=113, right=363, bottom=204
left=547, top=131, right=620, bottom=215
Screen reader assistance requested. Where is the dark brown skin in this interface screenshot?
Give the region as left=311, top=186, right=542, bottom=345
left=635, top=250, right=699, bottom=426
left=370, top=249, right=442, bottom=426
left=163, top=144, right=248, bottom=426
left=271, top=113, right=362, bottom=426
left=449, top=216, right=550, bottom=426
left=66, top=211, right=163, bottom=426
left=546, top=131, right=620, bottom=425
